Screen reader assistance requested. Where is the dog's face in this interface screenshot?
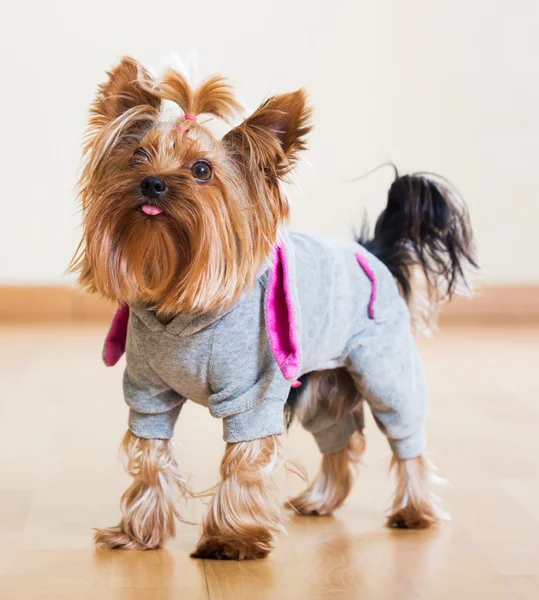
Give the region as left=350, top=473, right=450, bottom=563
left=72, top=57, right=311, bottom=315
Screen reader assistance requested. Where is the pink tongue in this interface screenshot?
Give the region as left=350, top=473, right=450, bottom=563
left=141, top=204, right=163, bottom=216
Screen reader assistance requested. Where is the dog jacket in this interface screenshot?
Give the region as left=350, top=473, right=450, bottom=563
left=103, top=231, right=428, bottom=459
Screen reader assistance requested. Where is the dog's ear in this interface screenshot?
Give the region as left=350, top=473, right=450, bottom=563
left=91, top=56, right=160, bottom=126
left=223, top=89, right=311, bottom=179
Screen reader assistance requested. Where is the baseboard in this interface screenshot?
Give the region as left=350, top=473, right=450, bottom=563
left=0, top=286, right=116, bottom=322
left=438, top=285, right=539, bottom=322
left=0, top=285, right=538, bottom=323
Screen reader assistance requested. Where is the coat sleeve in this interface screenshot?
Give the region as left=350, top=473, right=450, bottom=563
left=123, top=331, right=185, bottom=440
left=207, top=295, right=291, bottom=444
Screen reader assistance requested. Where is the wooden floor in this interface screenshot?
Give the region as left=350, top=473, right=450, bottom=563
left=0, top=323, right=538, bottom=599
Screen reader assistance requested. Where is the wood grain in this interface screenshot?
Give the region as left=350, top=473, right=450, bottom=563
left=0, top=323, right=537, bottom=599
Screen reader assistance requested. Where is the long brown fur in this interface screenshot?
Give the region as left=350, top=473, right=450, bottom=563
left=94, top=430, right=192, bottom=550
left=386, top=455, right=445, bottom=529
left=192, top=435, right=285, bottom=560
left=139, top=70, right=244, bottom=123
left=70, top=56, right=311, bottom=317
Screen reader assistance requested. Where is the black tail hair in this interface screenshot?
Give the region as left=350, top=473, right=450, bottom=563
left=358, top=170, right=478, bottom=304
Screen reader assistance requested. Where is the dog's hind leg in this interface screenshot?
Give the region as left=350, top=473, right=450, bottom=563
left=386, top=454, right=446, bottom=529
left=288, top=430, right=365, bottom=516
left=287, top=369, right=366, bottom=516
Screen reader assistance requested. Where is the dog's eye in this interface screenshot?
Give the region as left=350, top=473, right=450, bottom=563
left=130, top=149, right=151, bottom=167
left=191, top=160, right=213, bottom=183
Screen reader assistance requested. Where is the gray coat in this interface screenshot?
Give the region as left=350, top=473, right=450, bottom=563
left=109, top=231, right=427, bottom=459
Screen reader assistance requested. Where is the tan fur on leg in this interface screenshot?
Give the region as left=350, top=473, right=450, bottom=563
left=287, top=429, right=365, bottom=516
left=387, top=454, right=445, bottom=529
left=192, top=435, right=285, bottom=560
left=94, top=430, right=191, bottom=550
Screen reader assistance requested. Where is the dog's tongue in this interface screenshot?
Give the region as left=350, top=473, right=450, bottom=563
left=141, top=204, right=163, bottom=216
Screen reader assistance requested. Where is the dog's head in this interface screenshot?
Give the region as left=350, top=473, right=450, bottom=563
left=72, top=56, right=311, bottom=315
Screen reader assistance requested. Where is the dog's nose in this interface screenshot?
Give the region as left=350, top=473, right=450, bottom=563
left=140, top=176, right=167, bottom=199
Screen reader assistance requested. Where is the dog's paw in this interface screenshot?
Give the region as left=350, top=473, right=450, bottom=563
left=286, top=490, right=339, bottom=517
left=386, top=505, right=440, bottom=530
left=286, top=497, right=333, bottom=516
left=191, top=538, right=269, bottom=560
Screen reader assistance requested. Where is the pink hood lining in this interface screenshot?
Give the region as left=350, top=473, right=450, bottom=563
left=265, top=243, right=301, bottom=381
left=103, top=303, right=129, bottom=366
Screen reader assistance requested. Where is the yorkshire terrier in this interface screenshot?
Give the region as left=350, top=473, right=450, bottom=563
left=71, top=56, right=477, bottom=560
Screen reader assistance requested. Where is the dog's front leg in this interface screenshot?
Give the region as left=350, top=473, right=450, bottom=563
left=192, top=435, right=285, bottom=560
left=94, top=430, right=191, bottom=550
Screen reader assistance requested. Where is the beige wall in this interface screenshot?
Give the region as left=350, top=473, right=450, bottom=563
left=1, top=0, right=537, bottom=284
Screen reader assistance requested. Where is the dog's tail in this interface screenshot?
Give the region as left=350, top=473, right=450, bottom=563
left=357, top=170, right=478, bottom=324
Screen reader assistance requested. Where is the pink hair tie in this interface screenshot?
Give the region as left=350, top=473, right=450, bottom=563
left=178, top=114, right=197, bottom=134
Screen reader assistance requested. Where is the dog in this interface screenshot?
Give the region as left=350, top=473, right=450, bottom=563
left=71, top=56, right=478, bottom=559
